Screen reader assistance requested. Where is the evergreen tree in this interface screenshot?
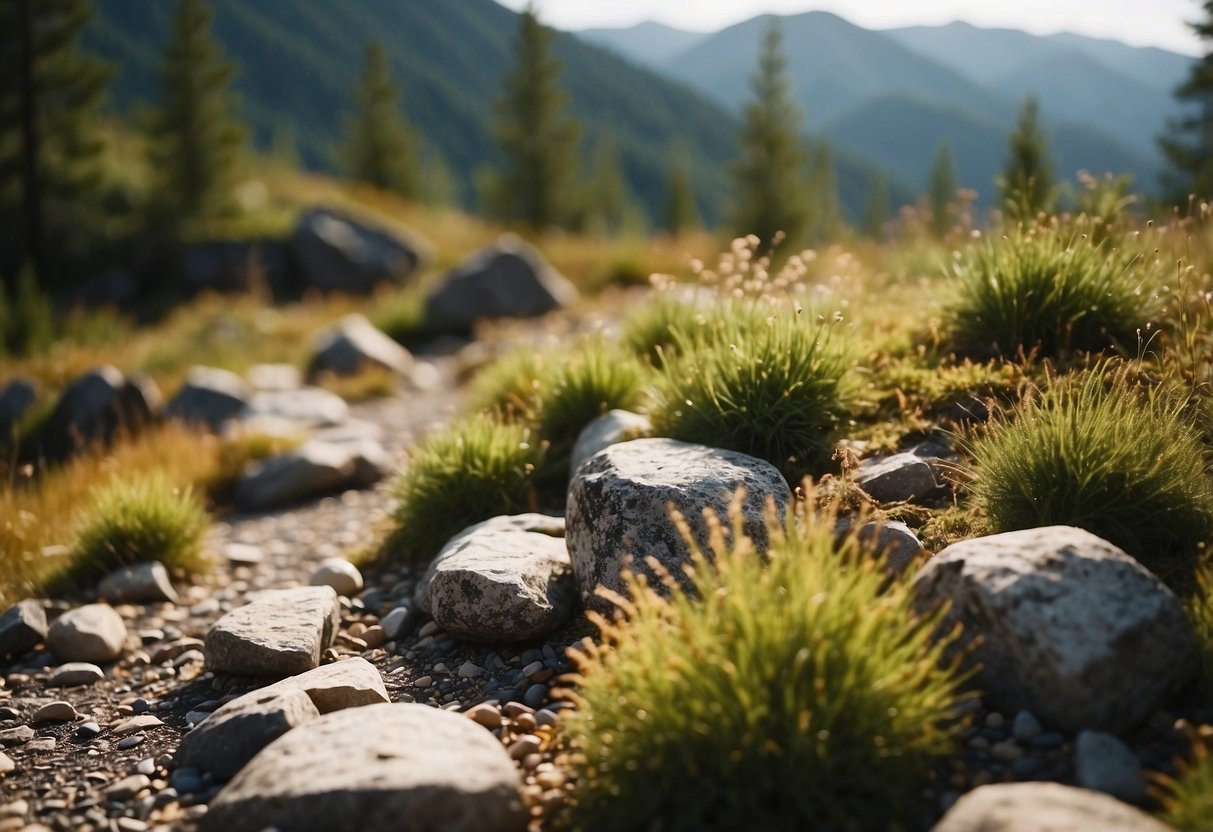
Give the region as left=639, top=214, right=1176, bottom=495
left=730, top=19, right=810, bottom=250
left=338, top=40, right=420, bottom=198
left=486, top=6, right=581, bottom=231
left=0, top=0, right=111, bottom=292
left=662, top=143, right=700, bottom=234
left=928, top=139, right=957, bottom=237
left=864, top=172, right=889, bottom=239
left=806, top=140, right=840, bottom=243
left=999, top=96, right=1055, bottom=219
left=1160, top=1, right=1213, bottom=202
left=585, top=135, right=632, bottom=236
left=145, top=0, right=248, bottom=225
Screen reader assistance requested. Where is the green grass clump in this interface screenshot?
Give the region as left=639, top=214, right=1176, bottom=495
left=562, top=502, right=966, bottom=832
left=949, top=227, right=1155, bottom=359
left=621, top=291, right=708, bottom=366
left=1163, top=739, right=1213, bottom=831
left=389, top=415, right=542, bottom=562
left=70, top=475, right=210, bottom=578
left=650, top=305, right=850, bottom=480
left=970, top=365, right=1213, bottom=584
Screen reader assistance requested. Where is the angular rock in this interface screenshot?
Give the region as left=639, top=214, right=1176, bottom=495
left=567, top=438, right=791, bottom=612
left=420, top=524, right=576, bottom=642
left=856, top=444, right=948, bottom=503
left=306, top=313, right=413, bottom=381
left=309, top=558, right=364, bottom=598
left=165, top=366, right=249, bottom=431
left=344, top=438, right=392, bottom=490
left=837, top=518, right=926, bottom=577
left=98, top=562, right=179, bottom=605
left=0, top=600, right=47, bottom=658
left=250, top=657, right=389, bottom=714
left=569, top=409, right=652, bottom=477
left=289, top=208, right=425, bottom=296
left=425, top=235, right=578, bottom=333
left=930, top=782, right=1171, bottom=832
left=379, top=606, right=413, bottom=640
left=202, top=703, right=527, bottom=832
left=47, top=604, right=127, bottom=663
left=205, top=586, right=340, bottom=677
left=1076, top=731, right=1146, bottom=803
left=177, top=687, right=319, bottom=780
left=234, top=441, right=356, bottom=511
left=44, top=366, right=161, bottom=458
left=47, top=662, right=105, bottom=687
left=0, top=378, right=37, bottom=438
left=913, top=526, right=1195, bottom=732
left=244, top=387, right=349, bottom=427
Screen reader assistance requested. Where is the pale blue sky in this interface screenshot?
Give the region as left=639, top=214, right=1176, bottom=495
left=500, top=0, right=1203, bottom=55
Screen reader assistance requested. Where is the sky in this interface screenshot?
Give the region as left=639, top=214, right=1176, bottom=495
left=499, top=0, right=1204, bottom=55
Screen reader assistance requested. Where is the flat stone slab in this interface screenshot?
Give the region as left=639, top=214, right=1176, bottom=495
left=202, top=703, right=527, bottom=832
left=930, top=782, right=1172, bottom=831
left=205, top=587, right=340, bottom=677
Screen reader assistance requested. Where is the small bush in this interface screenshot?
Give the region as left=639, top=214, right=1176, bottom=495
left=949, top=227, right=1155, bottom=359
left=970, top=365, right=1213, bottom=584
left=389, top=415, right=542, bottom=562
left=70, top=475, right=210, bottom=577
left=562, top=500, right=966, bottom=832
left=650, top=304, right=850, bottom=480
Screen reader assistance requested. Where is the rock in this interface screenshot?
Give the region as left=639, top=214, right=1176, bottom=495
left=113, top=715, right=163, bottom=735
left=425, top=235, right=578, bottom=334
left=913, top=526, right=1195, bottom=732
left=379, top=606, right=413, bottom=640
left=246, top=363, right=301, bottom=392
left=930, top=782, right=1170, bottom=832
left=0, top=726, right=34, bottom=746
left=205, top=586, right=341, bottom=677
left=223, top=543, right=264, bottom=567
left=289, top=207, right=425, bottom=296
left=47, top=604, right=127, bottom=663
left=0, top=600, right=48, bottom=658
left=308, top=559, right=363, bottom=597
left=233, top=441, right=356, bottom=511
left=253, top=657, right=389, bottom=713
left=180, top=239, right=292, bottom=297
left=0, top=378, right=37, bottom=438
left=838, top=518, right=926, bottom=577
left=0, top=751, right=12, bottom=775
left=419, top=523, right=576, bottom=642
left=47, top=662, right=105, bottom=687
left=306, top=313, right=413, bottom=381
left=98, top=562, right=179, bottom=605
left=106, top=773, right=152, bottom=801
left=569, top=409, right=652, bottom=477
left=32, top=701, right=77, bottom=724
left=344, top=439, right=393, bottom=490
left=177, top=687, right=319, bottom=780
left=1012, top=711, right=1042, bottom=743
left=244, top=387, right=349, bottom=427
left=1075, top=731, right=1146, bottom=802
left=566, top=438, right=791, bottom=612
left=856, top=444, right=947, bottom=503
left=43, top=366, right=161, bottom=459
left=202, top=703, right=527, bottom=832
left=164, top=366, right=249, bottom=431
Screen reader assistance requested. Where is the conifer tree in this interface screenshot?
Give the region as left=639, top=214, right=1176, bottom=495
left=1160, top=1, right=1213, bottom=202
left=806, top=140, right=840, bottom=243
left=730, top=19, right=810, bottom=250
left=928, top=139, right=957, bottom=237
left=0, top=0, right=111, bottom=292
left=999, top=96, right=1055, bottom=219
left=338, top=40, right=420, bottom=198
left=145, top=0, right=248, bottom=225
left=662, top=143, right=700, bottom=234
left=864, top=172, right=889, bottom=239
left=486, top=6, right=581, bottom=231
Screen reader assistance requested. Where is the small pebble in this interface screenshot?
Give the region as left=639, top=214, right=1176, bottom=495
left=106, top=774, right=151, bottom=801
left=136, top=758, right=156, bottom=776
left=1012, top=710, right=1042, bottom=743
left=32, top=701, right=77, bottom=724
left=523, top=683, right=548, bottom=709
left=75, top=722, right=101, bottom=739
left=117, top=734, right=146, bottom=750
left=984, top=712, right=1005, bottom=730
left=990, top=740, right=1022, bottom=761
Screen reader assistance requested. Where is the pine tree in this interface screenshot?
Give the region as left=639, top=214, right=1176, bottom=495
left=730, top=18, right=810, bottom=250
left=806, top=139, right=840, bottom=243
left=1160, top=1, right=1213, bottom=202
left=662, top=143, right=700, bottom=235
left=0, top=0, right=111, bottom=292
left=338, top=40, right=421, bottom=198
left=999, top=96, right=1055, bottom=219
left=486, top=6, right=581, bottom=231
left=928, top=139, right=957, bottom=237
left=145, top=0, right=249, bottom=225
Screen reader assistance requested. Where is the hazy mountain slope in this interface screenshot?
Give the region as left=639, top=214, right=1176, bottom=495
left=885, top=22, right=1069, bottom=86
left=1048, top=31, right=1192, bottom=94
left=577, top=21, right=707, bottom=69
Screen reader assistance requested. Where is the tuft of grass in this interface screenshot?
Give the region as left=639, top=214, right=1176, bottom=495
left=970, top=364, right=1213, bottom=585
left=389, top=415, right=542, bottom=563
left=1184, top=564, right=1213, bottom=701
left=1162, top=734, right=1213, bottom=832
left=69, top=475, right=210, bottom=579
left=312, top=365, right=399, bottom=401
left=561, top=498, right=967, bottom=832
left=621, top=289, right=711, bottom=367
left=949, top=227, right=1156, bottom=360
left=650, top=303, right=851, bottom=481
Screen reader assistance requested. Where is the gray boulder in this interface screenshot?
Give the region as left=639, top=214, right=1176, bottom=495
left=856, top=443, right=948, bottom=503
left=165, top=366, right=250, bottom=431
left=425, top=235, right=578, bottom=333
left=177, top=687, right=319, bottom=780
left=306, top=313, right=413, bottom=381
left=202, top=703, right=527, bottom=832
left=180, top=239, right=291, bottom=297
left=0, top=379, right=37, bottom=438
left=244, top=387, right=349, bottom=427
left=97, top=562, right=179, bottom=605
left=913, top=526, right=1195, bottom=732
left=205, top=586, right=340, bottom=677
left=289, top=208, right=425, bottom=295
left=930, top=782, right=1171, bottom=832
left=566, top=438, right=791, bottom=612
left=47, top=604, right=127, bottom=663
left=234, top=440, right=357, bottom=511
left=0, top=600, right=47, bottom=658
left=569, top=409, right=652, bottom=476
left=44, top=366, right=161, bottom=458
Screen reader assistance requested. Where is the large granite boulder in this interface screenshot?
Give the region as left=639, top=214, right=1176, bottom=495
left=306, top=313, right=413, bottom=382
left=566, top=438, right=791, bottom=612
left=568, top=409, right=652, bottom=476
left=913, top=526, right=1196, bottom=732
left=425, top=235, right=578, bottom=334
left=44, top=366, right=161, bottom=458
left=289, top=208, right=425, bottom=295
left=165, top=366, right=250, bottom=431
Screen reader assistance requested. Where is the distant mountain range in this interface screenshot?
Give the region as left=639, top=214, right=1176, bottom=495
left=580, top=12, right=1194, bottom=204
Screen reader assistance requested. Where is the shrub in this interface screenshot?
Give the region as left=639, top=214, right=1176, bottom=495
left=70, top=474, right=210, bottom=577
left=650, top=304, right=850, bottom=480
left=389, top=415, right=542, bottom=562
left=949, top=227, right=1155, bottom=359
left=970, top=365, right=1213, bottom=585
left=561, top=500, right=966, bottom=832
